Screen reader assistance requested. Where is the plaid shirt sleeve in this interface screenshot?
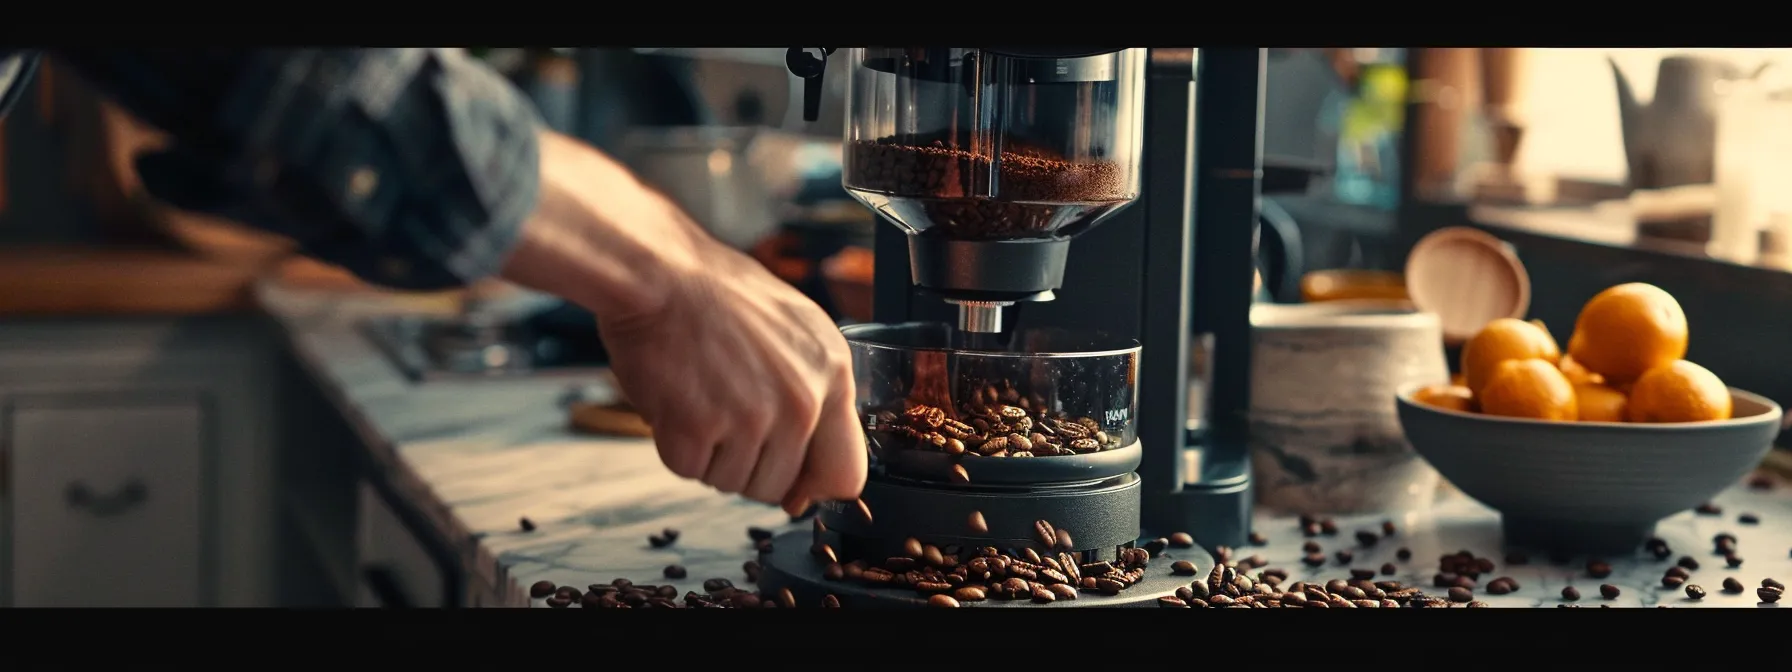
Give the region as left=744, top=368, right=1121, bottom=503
left=44, top=48, right=543, bottom=291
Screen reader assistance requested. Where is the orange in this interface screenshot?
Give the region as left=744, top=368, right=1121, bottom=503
left=1568, top=283, right=1689, bottom=385
left=1557, top=354, right=1604, bottom=385
left=1573, top=382, right=1628, bottom=422
left=1529, top=319, right=1561, bottom=356
left=1450, top=372, right=1468, bottom=387
left=1413, top=384, right=1475, bottom=413
left=1478, top=358, right=1578, bottom=421
left=1626, top=360, right=1732, bottom=423
left=1460, top=318, right=1561, bottom=395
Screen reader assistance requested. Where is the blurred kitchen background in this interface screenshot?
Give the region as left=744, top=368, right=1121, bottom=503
left=1, top=47, right=1789, bottom=607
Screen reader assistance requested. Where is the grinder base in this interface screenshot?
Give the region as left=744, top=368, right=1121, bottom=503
left=757, top=530, right=1213, bottom=608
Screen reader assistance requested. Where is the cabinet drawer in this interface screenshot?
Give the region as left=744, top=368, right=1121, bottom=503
left=4, top=394, right=211, bottom=607
left=355, top=481, right=447, bottom=608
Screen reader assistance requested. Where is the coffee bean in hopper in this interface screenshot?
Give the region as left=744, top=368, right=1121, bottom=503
left=1561, top=586, right=1580, bottom=601
left=663, top=565, right=687, bottom=579
left=1171, top=560, right=1198, bottom=576
left=1168, top=532, right=1195, bottom=548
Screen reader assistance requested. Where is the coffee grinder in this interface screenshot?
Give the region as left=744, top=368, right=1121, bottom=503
left=758, top=48, right=1265, bottom=607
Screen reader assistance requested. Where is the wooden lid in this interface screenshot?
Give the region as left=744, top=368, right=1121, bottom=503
left=1404, top=226, right=1531, bottom=344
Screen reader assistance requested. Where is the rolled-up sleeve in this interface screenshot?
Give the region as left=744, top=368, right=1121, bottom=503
left=48, top=48, right=543, bottom=290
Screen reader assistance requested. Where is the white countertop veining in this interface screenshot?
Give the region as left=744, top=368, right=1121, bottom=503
left=258, top=282, right=1792, bottom=608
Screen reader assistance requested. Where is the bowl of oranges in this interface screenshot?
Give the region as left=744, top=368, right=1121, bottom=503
left=1395, top=283, right=1782, bottom=552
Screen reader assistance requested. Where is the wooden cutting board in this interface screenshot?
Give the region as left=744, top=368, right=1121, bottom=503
left=568, top=401, right=652, bottom=438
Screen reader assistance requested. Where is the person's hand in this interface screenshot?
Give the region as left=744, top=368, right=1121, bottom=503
left=598, top=233, right=868, bottom=513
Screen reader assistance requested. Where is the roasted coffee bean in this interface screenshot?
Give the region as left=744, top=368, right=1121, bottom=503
left=1750, top=474, right=1777, bottom=489
left=1054, top=529, right=1074, bottom=551
left=1651, top=545, right=1673, bottom=560
left=1765, top=578, right=1786, bottom=590
left=949, top=463, right=971, bottom=483
left=553, top=585, right=579, bottom=601
left=1212, top=545, right=1234, bottom=564
left=1666, top=566, right=1690, bottom=580
left=821, top=562, right=846, bottom=581
left=1301, top=553, right=1326, bottom=568
left=854, top=499, right=874, bottom=525
left=519, top=517, right=536, bottom=532
left=1301, top=522, right=1321, bottom=537
left=1302, top=540, right=1322, bottom=554
left=821, top=594, right=841, bottom=608
left=1350, top=568, right=1376, bottom=580
left=1684, top=584, right=1707, bottom=600
left=1171, top=560, right=1199, bottom=576
left=1094, top=577, right=1125, bottom=595
left=747, top=526, right=773, bottom=542
left=967, top=510, right=990, bottom=535
left=1447, top=587, right=1473, bottom=603
left=1453, top=575, right=1477, bottom=590
left=1662, top=575, right=1685, bottom=588
left=1758, top=587, right=1782, bottom=603
left=777, top=587, right=796, bottom=609
left=1678, top=556, right=1700, bottom=570
left=1714, top=532, right=1737, bottom=551
left=1334, top=550, right=1354, bottom=565
left=902, top=537, right=924, bottom=559
left=1475, top=557, right=1496, bottom=573
left=1390, top=547, right=1409, bottom=561
left=1030, top=586, right=1056, bottom=603
left=1486, top=578, right=1512, bottom=595
left=814, top=543, right=838, bottom=564
left=1505, top=552, right=1529, bottom=565
left=1355, top=530, right=1379, bottom=547
left=1725, top=554, right=1743, bottom=568
left=923, top=545, right=945, bottom=567
left=1722, top=577, right=1745, bottom=594
left=649, top=534, right=675, bottom=548
left=1248, top=531, right=1268, bottom=546
left=1208, top=594, right=1235, bottom=607
left=703, top=578, right=733, bottom=593
left=663, top=565, right=687, bottom=579
left=1380, top=562, right=1398, bottom=576
left=1600, top=583, right=1621, bottom=599
left=1158, top=595, right=1188, bottom=608
left=545, top=596, right=570, bottom=608
left=1042, top=583, right=1075, bottom=601
left=1319, top=519, right=1339, bottom=536
left=1584, top=560, right=1612, bottom=578
left=1382, top=520, right=1398, bottom=536
left=1034, top=520, right=1058, bottom=548
left=528, top=580, right=556, bottom=599
left=1168, top=532, right=1195, bottom=548
left=1695, top=502, right=1723, bottom=515
left=1740, top=513, right=1761, bottom=525
left=1561, top=586, right=1580, bottom=601
left=1143, top=538, right=1169, bottom=556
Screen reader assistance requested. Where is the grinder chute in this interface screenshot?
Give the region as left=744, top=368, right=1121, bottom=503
left=791, top=47, right=1147, bottom=333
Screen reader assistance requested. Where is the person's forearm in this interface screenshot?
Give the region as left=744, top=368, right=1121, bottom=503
left=500, top=130, right=717, bottom=322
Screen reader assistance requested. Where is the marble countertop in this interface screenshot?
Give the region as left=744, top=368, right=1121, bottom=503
left=257, top=282, right=1791, bottom=608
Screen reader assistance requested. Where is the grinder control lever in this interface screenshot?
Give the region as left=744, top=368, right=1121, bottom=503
left=784, top=48, right=835, bottom=122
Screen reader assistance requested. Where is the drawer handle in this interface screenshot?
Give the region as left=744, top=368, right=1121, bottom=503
left=65, top=479, right=148, bottom=517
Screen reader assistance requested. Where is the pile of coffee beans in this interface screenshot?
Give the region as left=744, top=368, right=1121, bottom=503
left=845, top=137, right=1130, bottom=240
left=1158, top=571, right=1479, bottom=609
left=871, top=398, right=1120, bottom=459
left=528, top=576, right=780, bottom=609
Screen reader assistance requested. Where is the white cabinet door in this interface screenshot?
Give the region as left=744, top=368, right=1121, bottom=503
left=6, top=395, right=208, bottom=607
left=355, top=481, right=446, bottom=608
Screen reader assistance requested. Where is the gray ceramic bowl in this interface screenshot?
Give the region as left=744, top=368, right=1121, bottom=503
left=1395, top=382, right=1782, bottom=553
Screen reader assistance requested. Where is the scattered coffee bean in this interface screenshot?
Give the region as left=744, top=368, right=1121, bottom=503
left=1678, top=556, right=1700, bottom=570
left=1143, top=538, right=1169, bottom=556
left=528, top=580, right=556, bottom=599
left=1739, top=513, right=1760, bottom=525
left=519, top=517, right=536, bottom=532
left=1158, top=596, right=1187, bottom=608
left=1726, top=554, right=1743, bottom=568
left=1723, top=577, right=1745, bottom=594
left=1248, top=531, right=1268, bottom=546
left=1765, top=578, right=1785, bottom=590
left=1350, top=568, right=1376, bottom=580
left=1666, top=566, right=1690, bottom=580
left=1695, top=502, right=1723, bottom=515
left=1168, top=532, right=1195, bottom=548
left=747, top=527, right=773, bottom=542
left=1561, top=586, right=1580, bottom=601
left=1319, top=519, right=1339, bottom=536
left=1301, top=521, right=1321, bottom=537
left=1748, top=474, right=1775, bottom=490
left=1757, top=587, right=1782, bottom=604
left=546, top=596, right=570, bottom=608
left=1355, top=530, right=1379, bottom=547
left=663, top=565, right=687, bottom=579
left=967, top=511, right=989, bottom=535
left=1599, top=584, right=1620, bottom=599
left=649, top=534, right=675, bottom=548
left=1171, top=560, right=1199, bottom=576
left=1334, top=550, right=1354, bottom=565
left=1685, top=584, right=1707, bottom=600
left=702, top=578, right=733, bottom=593
left=1504, top=552, right=1529, bottom=565
left=1054, top=528, right=1075, bottom=551
left=1447, top=586, right=1473, bottom=603
left=1050, top=584, right=1078, bottom=601
left=1301, top=553, right=1326, bottom=567
left=1587, top=561, right=1612, bottom=578
left=1486, top=579, right=1512, bottom=595
left=1714, top=533, right=1737, bottom=554
left=822, top=563, right=844, bottom=581
left=1663, top=575, right=1685, bottom=588
left=1380, top=562, right=1398, bottom=576
left=1302, top=541, right=1322, bottom=554
left=1382, top=520, right=1398, bottom=536
left=822, top=594, right=841, bottom=608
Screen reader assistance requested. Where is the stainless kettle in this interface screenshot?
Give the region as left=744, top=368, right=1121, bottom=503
left=615, top=126, right=781, bottom=251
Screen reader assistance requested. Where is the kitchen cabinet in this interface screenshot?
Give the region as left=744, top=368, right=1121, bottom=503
left=0, top=316, right=279, bottom=607
left=354, top=480, right=450, bottom=608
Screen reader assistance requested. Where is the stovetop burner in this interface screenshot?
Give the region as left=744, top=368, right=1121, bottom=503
left=362, top=306, right=608, bottom=382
